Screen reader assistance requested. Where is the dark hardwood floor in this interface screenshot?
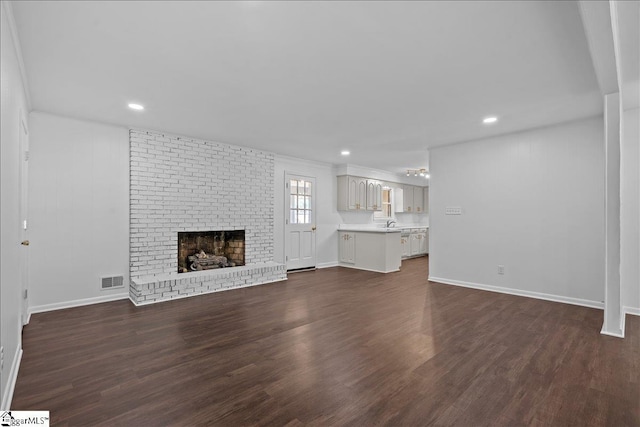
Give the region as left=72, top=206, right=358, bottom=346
left=12, top=257, right=640, bottom=426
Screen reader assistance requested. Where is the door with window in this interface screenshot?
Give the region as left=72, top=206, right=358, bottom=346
left=285, top=174, right=316, bottom=270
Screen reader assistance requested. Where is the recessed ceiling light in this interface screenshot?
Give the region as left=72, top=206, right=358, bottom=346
left=341, top=150, right=350, bottom=156
left=128, top=103, right=144, bottom=110
left=483, top=116, right=498, bottom=124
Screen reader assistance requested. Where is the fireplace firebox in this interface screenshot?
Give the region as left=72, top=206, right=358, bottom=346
left=177, top=230, right=245, bottom=273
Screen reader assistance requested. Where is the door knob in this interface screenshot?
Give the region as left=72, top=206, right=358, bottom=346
left=312, top=226, right=316, bottom=231
left=21, top=240, right=29, bottom=246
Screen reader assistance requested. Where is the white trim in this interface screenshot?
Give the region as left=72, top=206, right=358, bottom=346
left=275, top=153, right=333, bottom=169
left=129, top=277, right=287, bottom=306
left=1, top=347, right=23, bottom=410
left=339, top=264, right=400, bottom=274
left=28, top=293, right=129, bottom=316
left=2, top=1, right=32, bottom=110
left=317, top=261, right=339, bottom=269
left=624, top=306, right=640, bottom=316
left=609, top=1, right=623, bottom=94
left=601, top=328, right=625, bottom=338
left=428, top=276, right=605, bottom=310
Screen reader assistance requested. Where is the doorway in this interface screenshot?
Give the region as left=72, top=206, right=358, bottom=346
left=284, top=173, right=317, bottom=271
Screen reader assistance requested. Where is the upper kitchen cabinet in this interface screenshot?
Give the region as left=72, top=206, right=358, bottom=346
left=396, top=185, right=427, bottom=213
left=413, top=186, right=424, bottom=213
left=337, top=175, right=367, bottom=211
left=402, top=185, right=414, bottom=212
left=366, top=180, right=383, bottom=211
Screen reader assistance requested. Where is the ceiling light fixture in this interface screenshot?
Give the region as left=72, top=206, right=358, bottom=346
left=341, top=150, right=350, bottom=156
left=128, top=103, right=144, bottom=110
left=483, top=116, right=498, bottom=124
left=406, top=168, right=429, bottom=179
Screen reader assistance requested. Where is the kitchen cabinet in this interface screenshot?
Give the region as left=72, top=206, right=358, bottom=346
left=366, top=180, right=383, bottom=211
left=397, top=185, right=426, bottom=213
left=410, top=232, right=421, bottom=256
left=339, top=175, right=426, bottom=214
left=400, top=233, right=410, bottom=258
left=402, top=228, right=428, bottom=259
left=338, top=228, right=401, bottom=273
left=337, top=176, right=382, bottom=211
left=337, top=176, right=366, bottom=211
left=402, top=185, right=414, bottom=212
left=339, top=232, right=356, bottom=264
left=413, top=187, right=424, bottom=213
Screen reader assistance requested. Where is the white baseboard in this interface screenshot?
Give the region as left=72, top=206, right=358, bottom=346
left=1, top=347, right=23, bottom=410
left=428, top=276, right=604, bottom=310
left=601, top=326, right=625, bottom=338
left=339, top=264, right=400, bottom=274
left=317, top=261, right=339, bottom=269
left=129, top=277, right=288, bottom=307
left=623, top=306, right=640, bottom=316
left=28, top=293, right=129, bottom=317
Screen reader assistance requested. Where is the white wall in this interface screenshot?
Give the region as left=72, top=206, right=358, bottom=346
left=621, top=107, right=640, bottom=314
left=274, top=156, right=343, bottom=268
left=28, top=112, right=129, bottom=310
left=0, top=3, right=30, bottom=409
left=429, top=116, right=605, bottom=306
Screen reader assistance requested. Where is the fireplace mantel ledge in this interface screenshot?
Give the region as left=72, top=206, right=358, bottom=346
left=133, top=261, right=284, bottom=285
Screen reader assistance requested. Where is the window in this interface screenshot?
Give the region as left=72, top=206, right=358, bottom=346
left=289, top=179, right=312, bottom=224
left=374, top=188, right=393, bottom=220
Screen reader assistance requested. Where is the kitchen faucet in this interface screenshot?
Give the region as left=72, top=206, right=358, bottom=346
left=386, top=219, right=396, bottom=228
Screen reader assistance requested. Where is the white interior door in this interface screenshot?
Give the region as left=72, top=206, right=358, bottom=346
left=18, top=116, right=29, bottom=325
left=285, top=174, right=317, bottom=270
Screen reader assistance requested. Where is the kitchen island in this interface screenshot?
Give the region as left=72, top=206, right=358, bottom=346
left=337, top=227, right=402, bottom=273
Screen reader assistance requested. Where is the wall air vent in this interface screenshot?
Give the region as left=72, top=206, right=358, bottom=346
left=101, top=276, right=124, bottom=290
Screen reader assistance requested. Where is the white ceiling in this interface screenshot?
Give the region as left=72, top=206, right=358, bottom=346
left=11, top=1, right=602, bottom=173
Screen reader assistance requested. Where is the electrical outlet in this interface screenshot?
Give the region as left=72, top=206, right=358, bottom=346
left=498, top=265, right=505, bottom=275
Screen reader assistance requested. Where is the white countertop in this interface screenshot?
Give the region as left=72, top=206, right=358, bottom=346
left=338, top=227, right=402, bottom=233
left=338, top=224, right=428, bottom=233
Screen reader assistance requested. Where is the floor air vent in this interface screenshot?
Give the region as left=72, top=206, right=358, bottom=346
left=101, top=276, right=124, bottom=290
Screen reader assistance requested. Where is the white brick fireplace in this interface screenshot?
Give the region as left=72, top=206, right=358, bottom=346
left=129, top=130, right=286, bottom=304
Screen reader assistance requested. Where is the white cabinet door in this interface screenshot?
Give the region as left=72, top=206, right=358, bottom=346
left=410, top=233, right=421, bottom=255
left=366, top=180, right=382, bottom=211
left=339, top=232, right=356, bottom=263
left=356, top=178, right=366, bottom=211
left=374, top=181, right=383, bottom=211
left=394, top=186, right=404, bottom=213
left=413, top=187, right=424, bottom=213
left=400, top=235, right=410, bottom=258
left=403, top=185, right=414, bottom=212
left=419, top=232, right=428, bottom=254
left=345, top=176, right=366, bottom=211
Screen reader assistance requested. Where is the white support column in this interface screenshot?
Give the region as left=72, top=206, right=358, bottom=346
left=602, top=92, right=623, bottom=337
